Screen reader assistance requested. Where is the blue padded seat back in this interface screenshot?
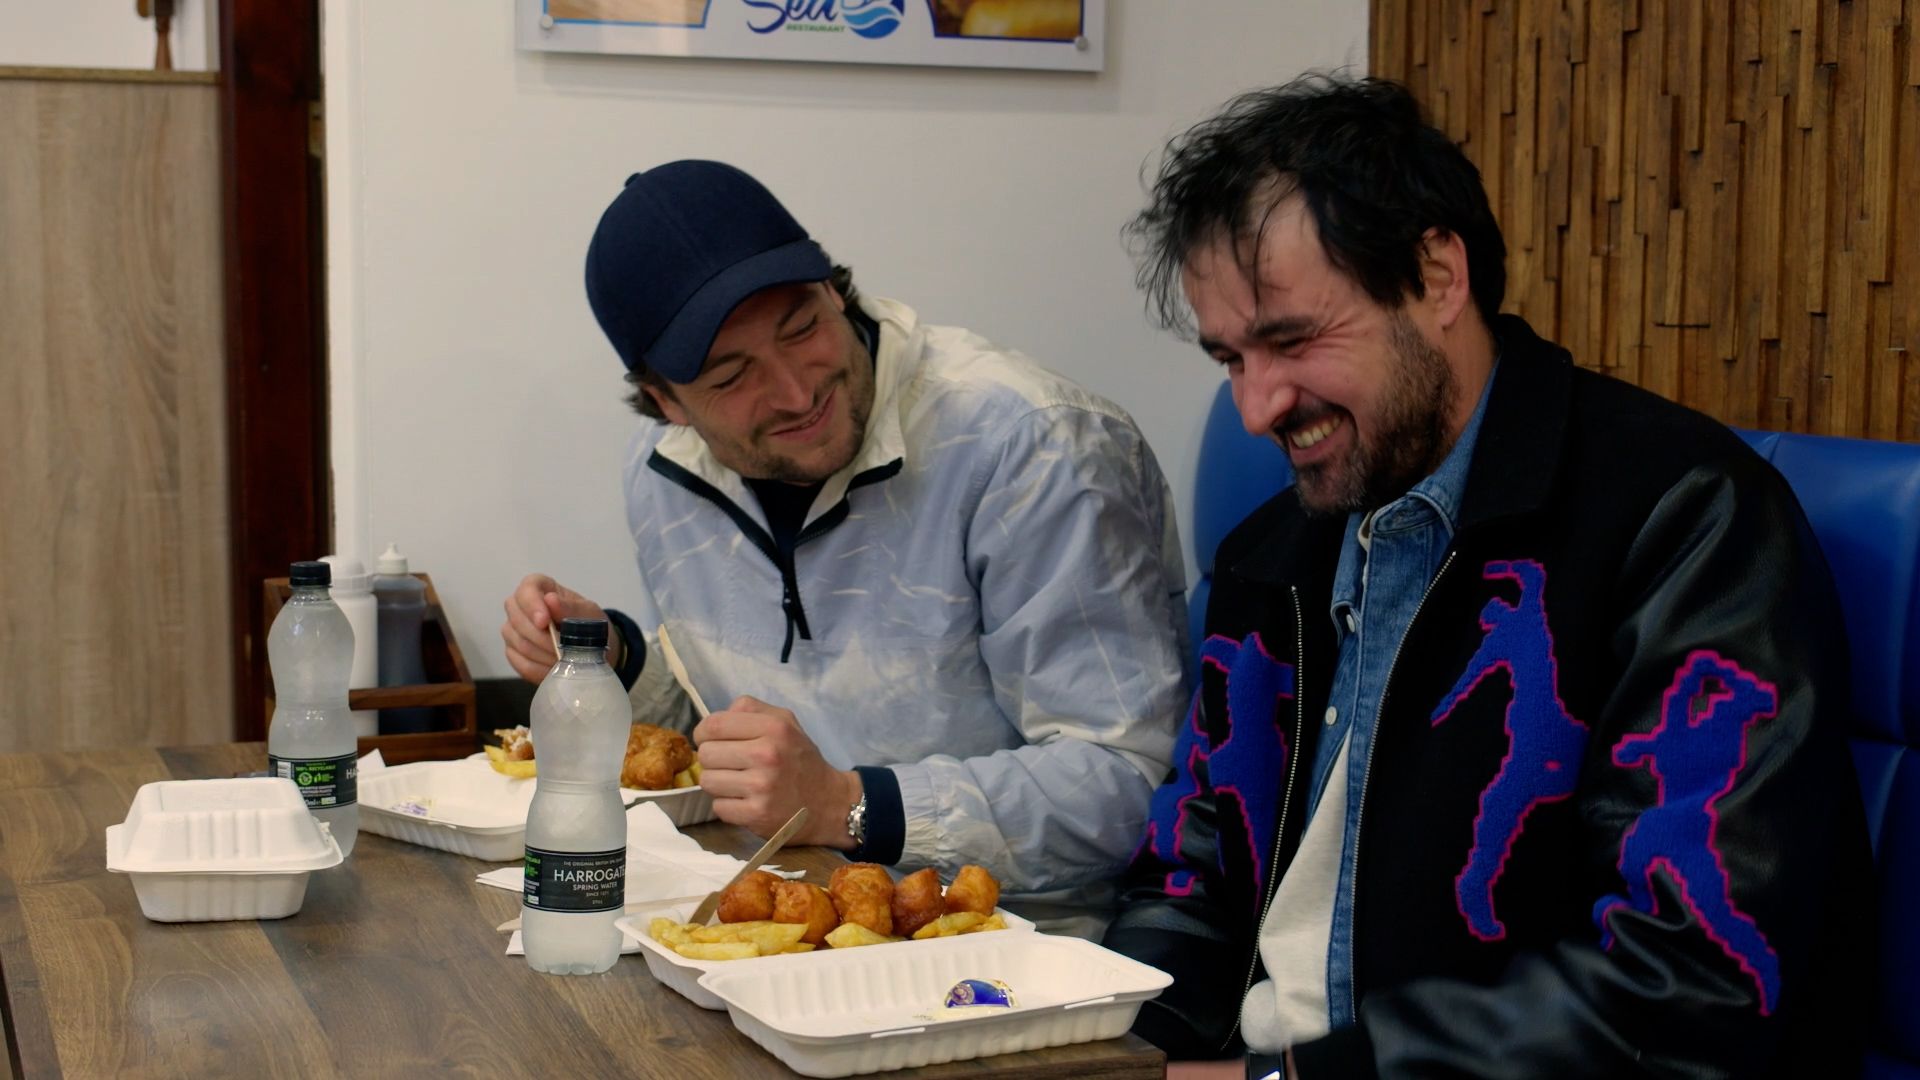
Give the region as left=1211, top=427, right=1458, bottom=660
left=1189, top=382, right=1292, bottom=648
left=1734, top=428, right=1920, bottom=1074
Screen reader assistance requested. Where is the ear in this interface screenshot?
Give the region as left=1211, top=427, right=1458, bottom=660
left=1415, top=228, right=1474, bottom=330
left=824, top=279, right=846, bottom=312
left=644, top=383, right=689, bottom=426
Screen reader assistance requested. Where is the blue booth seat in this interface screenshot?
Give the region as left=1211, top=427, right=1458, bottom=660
left=1733, top=429, right=1920, bottom=1080
left=1189, top=382, right=1919, bottom=1076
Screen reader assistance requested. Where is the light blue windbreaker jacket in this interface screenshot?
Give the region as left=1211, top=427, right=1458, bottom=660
left=619, top=296, right=1189, bottom=915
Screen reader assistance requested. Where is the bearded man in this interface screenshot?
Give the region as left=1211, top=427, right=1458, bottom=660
left=1103, top=75, right=1872, bottom=1080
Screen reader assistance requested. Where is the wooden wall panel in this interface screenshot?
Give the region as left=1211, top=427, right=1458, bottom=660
left=0, top=77, right=232, bottom=751
left=1374, top=0, right=1920, bottom=442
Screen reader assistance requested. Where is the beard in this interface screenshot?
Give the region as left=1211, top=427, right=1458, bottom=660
left=1291, top=309, right=1460, bottom=517
left=721, top=333, right=876, bottom=485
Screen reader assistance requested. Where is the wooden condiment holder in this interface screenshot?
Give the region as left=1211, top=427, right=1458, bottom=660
left=260, top=574, right=478, bottom=765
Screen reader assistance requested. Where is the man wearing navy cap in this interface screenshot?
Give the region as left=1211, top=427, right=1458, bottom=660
left=501, top=161, right=1190, bottom=928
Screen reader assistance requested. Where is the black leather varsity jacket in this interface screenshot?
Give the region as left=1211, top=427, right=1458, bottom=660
left=1103, top=315, right=1875, bottom=1079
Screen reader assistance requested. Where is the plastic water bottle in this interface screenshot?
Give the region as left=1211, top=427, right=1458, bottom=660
left=267, top=560, right=359, bottom=857
left=522, top=618, right=629, bottom=974
left=371, top=542, right=433, bottom=734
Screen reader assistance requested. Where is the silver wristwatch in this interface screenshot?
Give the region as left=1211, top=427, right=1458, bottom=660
left=845, top=792, right=868, bottom=848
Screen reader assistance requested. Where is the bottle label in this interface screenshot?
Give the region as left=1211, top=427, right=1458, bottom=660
left=523, top=846, right=626, bottom=913
left=268, top=753, right=359, bottom=809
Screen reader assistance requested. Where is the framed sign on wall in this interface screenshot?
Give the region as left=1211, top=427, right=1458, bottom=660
left=516, top=0, right=1105, bottom=72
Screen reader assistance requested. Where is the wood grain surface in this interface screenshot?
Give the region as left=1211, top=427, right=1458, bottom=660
left=1373, top=0, right=1920, bottom=442
left=0, top=79, right=232, bottom=755
left=0, top=743, right=1166, bottom=1079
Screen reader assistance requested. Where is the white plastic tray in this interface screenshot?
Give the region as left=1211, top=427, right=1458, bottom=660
left=696, top=932, right=1171, bottom=1077
left=359, top=760, right=535, bottom=862
left=461, top=753, right=715, bottom=828
left=362, top=758, right=715, bottom=861
left=620, top=899, right=1037, bottom=1011
left=105, top=777, right=344, bottom=923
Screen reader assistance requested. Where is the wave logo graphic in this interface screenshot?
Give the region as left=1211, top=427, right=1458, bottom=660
left=841, top=0, right=905, bottom=38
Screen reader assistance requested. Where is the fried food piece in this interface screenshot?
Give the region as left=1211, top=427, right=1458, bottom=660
left=621, top=722, right=693, bottom=791
left=828, top=862, right=894, bottom=936
left=891, top=867, right=946, bottom=939
left=771, top=881, right=839, bottom=945
left=492, top=725, right=534, bottom=760
left=944, top=864, right=1000, bottom=917
left=716, top=869, right=780, bottom=924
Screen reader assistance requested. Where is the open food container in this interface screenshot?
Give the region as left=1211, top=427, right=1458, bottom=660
left=105, top=777, right=344, bottom=923
left=462, top=752, right=715, bottom=827
left=696, top=932, right=1172, bottom=1077
left=359, top=760, right=535, bottom=861
left=619, top=899, right=1038, bottom=1011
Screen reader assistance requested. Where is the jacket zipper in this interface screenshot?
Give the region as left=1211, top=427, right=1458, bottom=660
left=1345, top=549, right=1456, bottom=1018
left=645, top=453, right=903, bottom=662
left=1219, top=585, right=1309, bottom=1054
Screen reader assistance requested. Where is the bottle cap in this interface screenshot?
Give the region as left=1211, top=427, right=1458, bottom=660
left=319, top=555, right=370, bottom=594
left=558, top=617, right=608, bottom=649
left=288, top=561, right=331, bottom=587
left=375, top=542, right=410, bottom=575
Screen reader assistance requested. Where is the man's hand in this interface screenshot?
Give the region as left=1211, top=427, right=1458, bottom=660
left=500, top=573, right=610, bottom=683
left=693, top=696, right=862, bottom=848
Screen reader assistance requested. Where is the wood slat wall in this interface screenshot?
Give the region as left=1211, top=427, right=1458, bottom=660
left=1372, top=0, right=1920, bottom=441
left=0, top=79, right=232, bottom=751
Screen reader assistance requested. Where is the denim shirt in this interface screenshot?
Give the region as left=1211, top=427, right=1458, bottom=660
left=1314, top=367, right=1495, bottom=1024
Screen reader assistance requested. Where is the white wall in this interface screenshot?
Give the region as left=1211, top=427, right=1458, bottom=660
left=324, top=0, right=1366, bottom=680
left=0, top=0, right=216, bottom=71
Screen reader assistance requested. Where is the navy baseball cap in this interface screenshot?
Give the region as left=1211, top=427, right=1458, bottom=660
left=584, top=160, right=831, bottom=384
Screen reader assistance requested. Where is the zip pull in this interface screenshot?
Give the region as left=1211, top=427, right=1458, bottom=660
left=778, top=564, right=813, bottom=663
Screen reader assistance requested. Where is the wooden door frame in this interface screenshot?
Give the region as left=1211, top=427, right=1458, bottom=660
left=219, top=0, right=328, bottom=741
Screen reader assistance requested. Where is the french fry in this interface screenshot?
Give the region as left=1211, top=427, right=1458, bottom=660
left=670, top=759, right=705, bottom=789
left=962, top=914, right=1007, bottom=934
left=824, top=922, right=901, bottom=949
left=779, top=943, right=816, bottom=954
left=482, top=744, right=538, bottom=778
left=648, top=918, right=693, bottom=947
left=673, top=941, right=758, bottom=961
left=689, top=920, right=807, bottom=954
left=910, top=911, right=988, bottom=940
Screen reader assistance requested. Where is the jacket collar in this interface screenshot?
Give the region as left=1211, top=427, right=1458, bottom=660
left=649, top=295, right=920, bottom=526
left=1233, top=313, right=1573, bottom=586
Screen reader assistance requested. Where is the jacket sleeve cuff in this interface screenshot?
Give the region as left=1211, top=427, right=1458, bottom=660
left=1289, top=1024, right=1376, bottom=1079
left=603, top=608, right=647, bottom=692
left=849, top=765, right=905, bottom=865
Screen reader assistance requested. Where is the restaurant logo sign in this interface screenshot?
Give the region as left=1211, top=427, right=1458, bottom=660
left=741, top=0, right=906, bottom=38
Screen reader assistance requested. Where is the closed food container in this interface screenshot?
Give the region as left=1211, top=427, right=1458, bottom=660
left=105, top=777, right=344, bottom=922
left=695, top=932, right=1172, bottom=1077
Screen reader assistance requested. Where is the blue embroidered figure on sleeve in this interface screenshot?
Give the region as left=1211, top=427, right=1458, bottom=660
left=1430, top=559, right=1590, bottom=941
left=1137, top=632, right=1293, bottom=910
left=1594, top=649, right=1783, bottom=1015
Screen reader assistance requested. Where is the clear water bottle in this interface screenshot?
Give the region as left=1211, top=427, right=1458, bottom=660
left=267, top=560, right=359, bottom=857
left=522, top=617, right=629, bottom=974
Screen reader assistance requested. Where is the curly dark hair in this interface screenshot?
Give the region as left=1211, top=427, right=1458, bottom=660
left=624, top=262, right=861, bottom=420
left=1129, top=72, right=1507, bottom=335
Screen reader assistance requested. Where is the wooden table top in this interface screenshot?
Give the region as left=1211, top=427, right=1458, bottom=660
left=0, top=742, right=1166, bottom=1079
